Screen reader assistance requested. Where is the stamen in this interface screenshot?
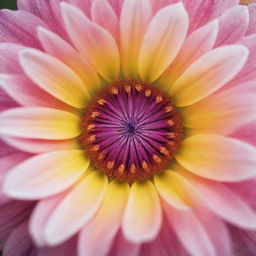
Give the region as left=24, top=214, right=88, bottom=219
left=107, top=161, right=114, bottom=169
left=135, top=84, right=142, bottom=92
left=111, top=87, right=118, bottom=95
left=159, top=147, right=169, bottom=156
left=118, top=164, right=125, bottom=174
left=156, top=95, right=163, bottom=103
left=125, top=85, right=131, bottom=93
left=130, top=164, right=136, bottom=174
left=145, top=89, right=152, bottom=97
left=98, top=98, right=106, bottom=105
left=91, top=112, right=100, bottom=118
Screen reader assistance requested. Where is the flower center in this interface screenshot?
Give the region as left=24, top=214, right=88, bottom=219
left=80, top=80, right=183, bottom=182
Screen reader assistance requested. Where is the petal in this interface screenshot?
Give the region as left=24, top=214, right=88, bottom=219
left=44, top=171, right=108, bottom=246
left=0, top=9, right=47, bottom=48
left=247, top=3, right=256, bottom=35
left=0, top=89, right=18, bottom=112
left=0, top=107, right=81, bottom=140
left=2, top=136, right=78, bottom=154
left=79, top=181, right=130, bottom=256
left=20, top=49, right=90, bottom=108
left=154, top=171, right=191, bottom=210
left=170, top=45, right=248, bottom=107
left=37, top=237, right=77, bottom=256
left=3, top=150, right=89, bottom=200
left=108, top=0, right=124, bottom=17
left=233, top=35, right=256, bottom=84
left=215, top=5, right=249, bottom=47
left=120, top=0, right=152, bottom=78
left=192, top=203, right=232, bottom=256
left=0, top=43, right=24, bottom=74
left=231, top=120, right=256, bottom=146
left=61, top=3, right=120, bottom=82
left=37, top=27, right=101, bottom=94
left=164, top=203, right=216, bottom=256
left=17, top=0, right=69, bottom=40
left=183, top=174, right=256, bottom=230
left=91, top=0, right=119, bottom=41
left=229, top=226, right=256, bottom=256
left=158, top=19, right=219, bottom=88
left=0, top=201, right=33, bottom=250
left=108, top=231, right=141, bottom=256
left=122, top=180, right=162, bottom=243
left=138, top=3, right=189, bottom=82
left=175, top=134, right=256, bottom=182
left=182, top=89, right=256, bottom=135
left=0, top=74, right=71, bottom=110
left=183, top=0, right=240, bottom=32
left=151, top=0, right=239, bottom=31
left=29, top=192, right=68, bottom=246
left=3, top=221, right=36, bottom=256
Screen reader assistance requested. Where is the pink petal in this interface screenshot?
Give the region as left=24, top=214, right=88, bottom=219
left=37, top=236, right=78, bottom=256
left=122, top=180, right=162, bottom=243
left=0, top=10, right=47, bottom=48
left=185, top=175, right=256, bottom=230
left=37, top=27, right=101, bottom=93
left=61, top=3, right=120, bottom=82
left=0, top=74, right=71, bottom=110
left=192, top=202, right=232, bottom=256
left=138, top=3, right=189, bottom=82
left=229, top=225, right=256, bottom=256
left=246, top=3, right=256, bottom=35
left=0, top=43, right=24, bottom=74
left=107, top=231, right=140, bottom=256
left=225, top=178, right=256, bottom=210
left=231, top=120, right=256, bottom=146
left=158, top=19, right=219, bottom=88
left=183, top=0, right=240, bottom=32
left=120, top=0, right=152, bottom=78
left=17, top=0, right=69, bottom=40
left=215, top=5, right=249, bottom=47
left=232, top=35, right=256, bottom=85
left=3, top=220, right=36, bottom=256
left=164, top=203, right=216, bottom=256
left=20, top=49, right=91, bottom=108
left=0, top=89, right=18, bottom=113
left=79, top=181, right=130, bottom=256
left=140, top=217, right=186, bottom=256
left=0, top=107, right=81, bottom=140
left=0, top=201, right=33, bottom=250
left=91, top=0, right=119, bottom=41
left=108, top=0, right=124, bottom=17
left=182, top=88, right=256, bottom=135
left=2, top=136, right=78, bottom=154
left=0, top=151, right=30, bottom=180
left=170, top=45, right=248, bottom=106
left=29, top=192, right=68, bottom=246
left=3, top=150, right=89, bottom=200
left=44, top=172, right=108, bottom=246
left=175, top=134, right=256, bottom=182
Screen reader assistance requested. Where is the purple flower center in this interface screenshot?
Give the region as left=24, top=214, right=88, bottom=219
left=81, top=80, right=183, bottom=182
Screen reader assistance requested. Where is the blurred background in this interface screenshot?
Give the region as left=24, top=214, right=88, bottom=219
left=0, top=0, right=17, bottom=10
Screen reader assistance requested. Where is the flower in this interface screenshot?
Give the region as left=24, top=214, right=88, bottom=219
left=0, top=0, right=256, bottom=255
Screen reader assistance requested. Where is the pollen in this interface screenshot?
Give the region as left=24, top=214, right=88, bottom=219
left=80, top=80, right=183, bottom=183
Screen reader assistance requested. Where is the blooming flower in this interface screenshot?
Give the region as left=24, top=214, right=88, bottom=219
left=0, top=0, right=256, bottom=255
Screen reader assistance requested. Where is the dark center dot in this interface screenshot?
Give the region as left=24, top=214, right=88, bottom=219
left=80, top=80, right=183, bottom=183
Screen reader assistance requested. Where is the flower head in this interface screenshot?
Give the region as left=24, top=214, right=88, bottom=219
left=0, top=0, right=256, bottom=255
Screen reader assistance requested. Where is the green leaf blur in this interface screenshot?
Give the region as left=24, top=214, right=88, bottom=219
left=0, top=0, right=17, bottom=10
